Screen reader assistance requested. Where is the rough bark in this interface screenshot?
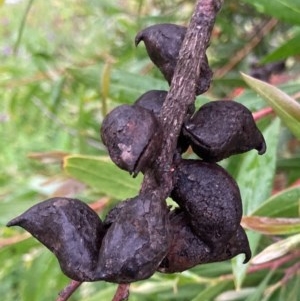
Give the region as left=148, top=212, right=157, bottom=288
left=141, top=0, right=224, bottom=199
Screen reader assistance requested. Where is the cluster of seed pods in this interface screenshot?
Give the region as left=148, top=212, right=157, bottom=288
left=7, top=24, right=266, bottom=284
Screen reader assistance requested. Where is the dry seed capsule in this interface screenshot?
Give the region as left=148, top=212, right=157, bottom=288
left=183, top=100, right=266, bottom=162
left=101, top=104, right=162, bottom=176
left=134, top=90, right=167, bottom=115
left=134, top=90, right=190, bottom=153
left=158, top=210, right=251, bottom=273
left=95, top=193, right=171, bottom=283
left=171, top=159, right=242, bottom=251
left=135, top=23, right=212, bottom=95
left=7, top=198, right=105, bottom=282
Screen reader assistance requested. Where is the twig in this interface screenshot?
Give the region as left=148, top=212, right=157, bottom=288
left=214, top=18, right=278, bottom=78
left=252, top=107, right=274, bottom=121
left=141, top=0, right=224, bottom=198
left=281, top=261, right=300, bottom=283
left=56, top=280, right=82, bottom=301
left=88, top=197, right=110, bottom=212
left=55, top=2, right=224, bottom=300
left=112, top=284, right=130, bottom=301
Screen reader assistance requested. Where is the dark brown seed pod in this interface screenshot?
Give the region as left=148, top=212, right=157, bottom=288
left=158, top=210, right=251, bottom=273
left=6, top=198, right=105, bottom=282
left=134, top=90, right=168, bottom=115
left=183, top=100, right=267, bottom=162
left=135, top=23, right=212, bottom=95
left=94, top=193, right=171, bottom=283
left=133, top=90, right=191, bottom=153
left=171, top=159, right=243, bottom=251
left=100, top=104, right=162, bottom=176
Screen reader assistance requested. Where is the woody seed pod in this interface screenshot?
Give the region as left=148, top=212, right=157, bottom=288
left=133, top=90, right=191, bottom=153
left=158, top=210, right=251, bottom=273
left=171, top=159, right=243, bottom=251
left=135, top=23, right=212, bottom=95
left=101, top=104, right=162, bottom=176
left=183, top=100, right=266, bottom=162
left=7, top=198, right=105, bottom=282
left=95, top=193, right=170, bottom=283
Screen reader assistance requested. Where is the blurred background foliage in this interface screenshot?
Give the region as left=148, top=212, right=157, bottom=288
left=1, top=0, right=300, bottom=300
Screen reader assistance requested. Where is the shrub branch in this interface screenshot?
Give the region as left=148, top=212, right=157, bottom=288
left=57, top=1, right=223, bottom=300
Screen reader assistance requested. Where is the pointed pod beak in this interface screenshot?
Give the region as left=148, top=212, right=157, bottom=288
left=257, top=140, right=267, bottom=155
left=6, top=215, right=24, bottom=227
left=134, top=32, right=143, bottom=47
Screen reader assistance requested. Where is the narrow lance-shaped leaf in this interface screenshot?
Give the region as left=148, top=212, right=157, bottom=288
left=261, top=33, right=300, bottom=64
left=242, top=0, right=300, bottom=25
left=215, top=288, right=257, bottom=301
left=252, top=233, right=300, bottom=264
left=252, top=186, right=300, bottom=218
left=244, top=270, right=274, bottom=301
left=231, top=118, right=280, bottom=289
left=241, top=73, right=300, bottom=138
left=100, top=62, right=111, bottom=116
left=242, top=216, right=300, bottom=235
left=63, top=155, right=142, bottom=200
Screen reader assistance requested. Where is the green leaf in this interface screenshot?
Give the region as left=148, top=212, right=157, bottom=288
left=277, top=157, right=300, bottom=171
left=63, top=155, right=142, bottom=200
left=241, top=73, right=300, bottom=138
left=253, top=186, right=300, bottom=218
left=230, top=118, right=280, bottom=289
left=278, top=274, right=300, bottom=301
left=234, top=118, right=280, bottom=215
left=244, top=270, right=274, bottom=301
left=216, top=288, right=256, bottom=301
left=261, top=33, right=300, bottom=63
left=191, top=281, right=231, bottom=301
left=67, top=65, right=168, bottom=104
left=252, top=233, right=300, bottom=264
left=131, top=279, right=179, bottom=294
left=242, top=216, right=300, bottom=235
left=242, top=0, right=300, bottom=25
left=83, top=286, right=117, bottom=301
left=100, top=62, right=112, bottom=116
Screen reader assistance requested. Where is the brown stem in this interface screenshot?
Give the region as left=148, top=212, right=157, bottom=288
left=88, top=197, right=110, bottom=212
left=141, top=0, right=224, bottom=199
left=214, top=18, right=278, bottom=78
left=56, top=2, right=224, bottom=301
left=281, top=261, right=300, bottom=284
left=112, top=284, right=130, bottom=301
left=252, top=107, right=274, bottom=121
left=56, top=280, right=82, bottom=301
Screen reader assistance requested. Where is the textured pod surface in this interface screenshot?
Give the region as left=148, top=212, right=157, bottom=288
left=158, top=210, right=251, bottom=273
left=95, top=194, right=171, bottom=283
left=135, top=23, right=212, bottom=95
left=134, top=90, right=190, bottom=153
left=171, top=159, right=243, bottom=250
left=134, top=90, right=168, bottom=115
left=183, top=100, right=267, bottom=162
left=7, top=198, right=105, bottom=282
left=101, top=104, right=162, bottom=176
